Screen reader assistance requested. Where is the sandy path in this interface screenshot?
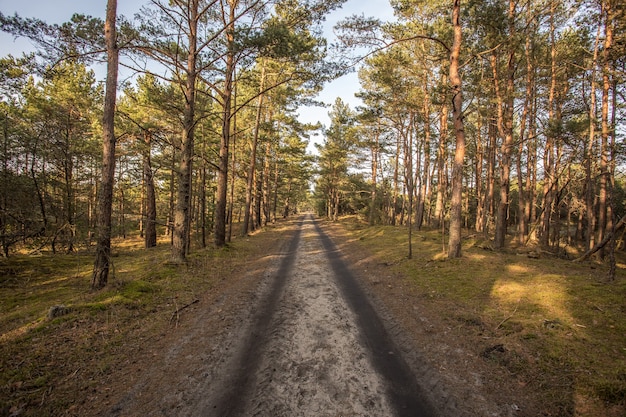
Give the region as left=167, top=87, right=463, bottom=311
left=228, top=216, right=394, bottom=416
left=105, top=215, right=438, bottom=417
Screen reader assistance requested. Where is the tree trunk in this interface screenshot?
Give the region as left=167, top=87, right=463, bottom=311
left=516, top=24, right=534, bottom=245
left=585, top=20, right=602, bottom=250
left=597, top=0, right=614, bottom=258
left=403, top=116, right=414, bottom=259
left=171, top=0, right=199, bottom=263
left=539, top=1, right=558, bottom=248
left=482, top=111, right=497, bottom=236
left=369, top=121, right=379, bottom=225
left=63, top=128, right=75, bottom=252
left=167, top=146, right=175, bottom=244
left=416, top=82, right=431, bottom=230
left=92, top=0, right=119, bottom=289
left=214, top=2, right=236, bottom=247
left=200, top=154, right=207, bottom=248
left=433, top=82, right=448, bottom=229
left=448, top=0, right=465, bottom=259
left=493, top=1, right=517, bottom=249
left=143, top=132, right=157, bottom=248
left=262, top=137, right=272, bottom=226
left=474, top=92, right=485, bottom=234
left=391, top=139, right=400, bottom=225
left=242, top=62, right=265, bottom=235
left=227, top=75, right=237, bottom=243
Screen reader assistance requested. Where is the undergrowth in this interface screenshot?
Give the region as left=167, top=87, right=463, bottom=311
left=0, top=223, right=291, bottom=416
left=340, top=215, right=626, bottom=416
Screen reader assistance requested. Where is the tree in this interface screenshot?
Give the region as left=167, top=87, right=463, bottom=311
left=447, top=0, right=465, bottom=258
left=316, top=98, right=356, bottom=221
left=92, top=0, right=119, bottom=289
left=117, top=74, right=170, bottom=248
left=214, top=0, right=346, bottom=245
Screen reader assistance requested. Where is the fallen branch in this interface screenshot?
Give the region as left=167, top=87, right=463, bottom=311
left=495, top=300, right=520, bottom=331
left=573, top=215, right=626, bottom=262
left=169, top=299, right=199, bottom=325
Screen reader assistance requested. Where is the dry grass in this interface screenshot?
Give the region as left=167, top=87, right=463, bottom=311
left=0, top=224, right=292, bottom=416
left=341, top=216, right=626, bottom=416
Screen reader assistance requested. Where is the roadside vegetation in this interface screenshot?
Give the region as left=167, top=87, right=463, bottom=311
left=0, top=223, right=292, bottom=416
left=339, top=215, right=626, bottom=416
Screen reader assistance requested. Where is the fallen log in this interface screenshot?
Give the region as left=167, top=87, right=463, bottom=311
left=574, top=215, right=626, bottom=262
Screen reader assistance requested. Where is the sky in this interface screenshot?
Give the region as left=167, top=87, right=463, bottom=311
left=0, top=0, right=395, bottom=148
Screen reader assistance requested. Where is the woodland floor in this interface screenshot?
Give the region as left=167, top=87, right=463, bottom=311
left=1, top=214, right=625, bottom=416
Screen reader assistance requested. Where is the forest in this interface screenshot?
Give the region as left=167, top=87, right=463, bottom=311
left=1, top=1, right=625, bottom=415
left=317, top=0, right=626, bottom=266
left=0, top=0, right=624, bottom=281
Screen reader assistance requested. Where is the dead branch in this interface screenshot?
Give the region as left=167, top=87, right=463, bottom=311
left=574, top=215, right=626, bottom=262
left=495, top=299, right=520, bottom=331
left=169, top=299, right=199, bottom=325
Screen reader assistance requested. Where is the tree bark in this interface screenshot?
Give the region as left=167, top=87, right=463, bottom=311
left=227, top=77, right=237, bottom=243
left=171, top=0, right=199, bottom=263
left=448, top=0, right=465, bottom=259
left=92, top=0, right=118, bottom=289
left=493, top=1, right=517, bottom=249
left=539, top=1, right=558, bottom=248
left=433, top=78, right=448, bottom=229
left=597, top=0, right=614, bottom=258
left=214, top=1, right=237, bottom=247
left=575, top=215, right=625, bottom=262
left=143, top=132, right=157, bottom=248
left=242, top=62, right=266, bottom=235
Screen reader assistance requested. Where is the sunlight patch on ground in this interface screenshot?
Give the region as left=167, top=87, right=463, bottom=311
left=37, top=275, right=76, bottom=286
left=491, top=272, right=572, bottom=323
left=505, top=264, right=531, bottom=275
left=0, top=317, right=44, bottom=343
left=466, top=253, right=487, bottom=262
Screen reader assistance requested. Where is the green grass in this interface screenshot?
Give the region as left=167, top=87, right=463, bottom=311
left=341, top=216, right=626, bottom=415
left=0, top=223, right=294, bottom=416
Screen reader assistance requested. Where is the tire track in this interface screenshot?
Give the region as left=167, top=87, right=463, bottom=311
left=214, top=215, right=437, bottom=417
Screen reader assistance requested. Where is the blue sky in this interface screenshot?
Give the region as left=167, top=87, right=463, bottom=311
left=0, top=0, right=395, bottom=145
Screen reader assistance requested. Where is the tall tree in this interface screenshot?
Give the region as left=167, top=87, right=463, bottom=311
left=92, top=0, right=119, bottom=289
left=447, top=0, right=465, bottom=258
left=316, top=98, right=355, bottom=221
left=213, top=0, right=346, bottom=246
left=493, top=0, right=518, bottom=249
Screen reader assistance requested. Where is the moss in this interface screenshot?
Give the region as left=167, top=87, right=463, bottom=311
left=340, top=218, right=626, bottom=413
left=120, top=280, right=160, bottom=300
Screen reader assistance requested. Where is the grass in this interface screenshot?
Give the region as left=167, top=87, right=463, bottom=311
left=0, top=223, right=293, bottom=416
left=2, top=216, right=624, bottom=416
left=341, top=216, right=626, bottom=416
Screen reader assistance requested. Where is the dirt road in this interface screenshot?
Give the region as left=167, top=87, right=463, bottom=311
left=105, top=215, right=443, bottom=416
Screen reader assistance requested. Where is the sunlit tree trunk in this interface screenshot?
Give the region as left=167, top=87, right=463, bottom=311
left=540, top=0, right=557, bottom=248
left=215, top=0, right=237, bottom=247
left=262, top=136, right=272, bottom=226
left=493, top=0, right=516, bottom=249
left=416, top=84, right=431, bottom=230
left=92, top=0, right=118, bottom=289
left=474, top=105, right=484, bottom=234
left=242, top=61, right=265, bottom=235
left=448, top=0, right=465, bottom=259
left=403, top=114, right=415, bottom=259
left=585, top=20, right=602, bottom=250
left=171, top=0, right=199, bottom=263
left=391, top=138, right=400, bottom=225
left=143, top=131, right=157, bottom=248
left=227, top=76, right=237, bottom=243
left=368, top=121, right=379, bottom=225
left=433, top=78, right=448, bottom=229
left=597, top=0, right=614, bottom=259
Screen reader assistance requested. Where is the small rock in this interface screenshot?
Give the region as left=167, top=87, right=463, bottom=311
left=47, top=305, right=70, bottom=320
